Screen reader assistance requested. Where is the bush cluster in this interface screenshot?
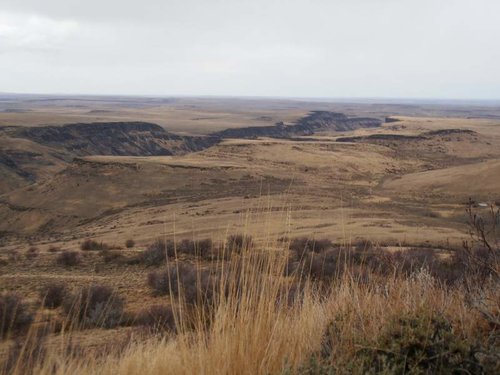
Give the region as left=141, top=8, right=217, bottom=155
left=289, top=237, right=333, bottom=258
left=0, top=293, right=34, bottom=339
left=147, top=263, right=214, bottom=305
left=40, top=283, right=67, bottom=309
left=177, top=238, right=213, bottom=258
left=56, top=251, right=81, bottom=267
left=354, top=313, right=485, bottom=373
left=135, top=234, right=258, bottom=266
left=226, top=234, right=253, bottom=253
left=63, top=285, right=124, bottom=328
left=101, top=250, right=124, bottom=263
left=140, top=238, right=216, bottom=265
left=81, top=239, right=109, bottom=251
left=135, top=305, right=175, bottom=332
left=301, top=312, right=490, bottom=374
left=140, top=239, right=175, bottom=266
left=285, top=236, right=499, bottom=287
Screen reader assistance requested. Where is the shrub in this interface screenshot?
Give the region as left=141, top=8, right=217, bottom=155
left=350, top=246, right=490, bottom=286
left=289, top=237, right=333, bottom=258
left=291, top=356, right=334, bottom=375
left=135, top=305, right=175, bottom=331
left=352, top=313, right=484, bottom=374
left=3, top=332, right=47, bottom=374
left=177, top=239, right=195, bottom=255
left=147, top=263, right=214, bottom=305
left=177, top=238, right=213, bottom=258
left=314, top=239, right=334, bottom=252
left=147, top=270, right=171, bottom=296
left=445, top=245, right=500, bottom=285
left=125, top=256, right=142, bottom=265
left=125, top=239, right=135, bottom=248
left=289, top=237, right=309, bottom=258
left=0, top=293, right=34, bottom=339
left=396, top=248, right=438, bottom=274
left=227, top=234, right=253, bottom=253
left=81, top=239, right=109, bottom=251
left=101, top=250, right=124, bottom=263
left=25, top=246, right=39, bottom=260
left=63, top=285, right=124, bottom=328
left=353, top=239, right=373, bottom=252
left=309, top=250, right=343, bottom=280
left=47, top=246, right=60, bottom=253
left=424, top=210, right=441, bottom=218
left=348, top=247, right=438, bottom=278
left=141, top=239, right=175, bottom=266
left=198, top=238, right=213, bottom=258
left=56, top=251, right=81, bottom=267
left=290, top=250, right=343, bottom=281
left=40, top=283, right=67, bottom=309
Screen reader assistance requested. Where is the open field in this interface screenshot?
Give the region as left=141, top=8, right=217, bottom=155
left=0, top=96, right=499, bottom=373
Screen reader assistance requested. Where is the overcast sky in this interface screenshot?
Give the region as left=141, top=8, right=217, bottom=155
left=0, top=0, right=499, bottom=99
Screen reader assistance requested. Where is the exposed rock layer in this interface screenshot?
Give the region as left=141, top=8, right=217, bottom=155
left=213, top=111, right=382, bottom=139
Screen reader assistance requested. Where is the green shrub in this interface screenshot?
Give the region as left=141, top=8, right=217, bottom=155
left=352, top=313, right=484, bottom=374
left=308, top=311, right=490, bottom=374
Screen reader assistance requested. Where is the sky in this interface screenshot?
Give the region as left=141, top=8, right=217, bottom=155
left=0, top=0, right=499, bottom=99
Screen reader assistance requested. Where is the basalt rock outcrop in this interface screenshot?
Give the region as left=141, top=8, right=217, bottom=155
left=336, top=129, right=478, bottom=144
left=12, top=122, right=218, bottom=156
left=7, top=113, right=382, bottom=158
left=213, top=111, right=382, bottom=139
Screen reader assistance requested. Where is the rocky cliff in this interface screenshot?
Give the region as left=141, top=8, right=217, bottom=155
left=213, top=111, right=382, bottom=139
left=13, top=122, right=218, bottom=156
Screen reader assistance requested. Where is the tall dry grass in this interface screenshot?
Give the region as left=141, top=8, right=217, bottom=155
left=2, top=205, right=499, bottom=374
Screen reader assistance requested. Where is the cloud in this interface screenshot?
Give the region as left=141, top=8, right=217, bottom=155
left=0, top=12, right=78, bottom=52
left=0, top=0, right=499, bottom=98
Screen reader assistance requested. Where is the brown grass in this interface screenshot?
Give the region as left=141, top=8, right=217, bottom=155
left=1, top=203, right=499, bottom=373
left=1, top=229, right=498, bottom=374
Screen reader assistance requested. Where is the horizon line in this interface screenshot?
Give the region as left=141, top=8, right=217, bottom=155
left=1, top=91, right=500, bottom=105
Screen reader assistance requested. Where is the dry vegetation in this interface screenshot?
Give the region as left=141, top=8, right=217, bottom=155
left=1, top=97, right=500, bottom=373
left=0, top=203, right=498, bottom=374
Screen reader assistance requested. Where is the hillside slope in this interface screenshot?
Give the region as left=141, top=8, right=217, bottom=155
left=383, top=159, right=500, bottom=199
left=11, top=122, right=217, bottom=156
